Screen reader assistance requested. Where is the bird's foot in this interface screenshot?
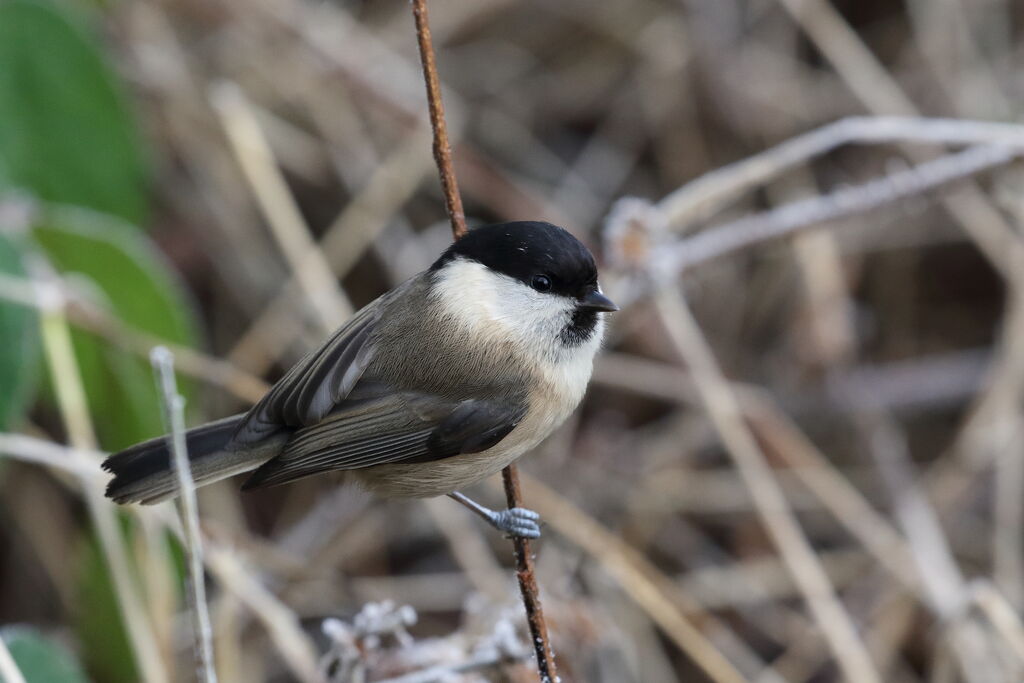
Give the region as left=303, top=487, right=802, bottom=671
left=447, top=492, right=542, bottom=539
left=485, top=506, right=541, bottom=539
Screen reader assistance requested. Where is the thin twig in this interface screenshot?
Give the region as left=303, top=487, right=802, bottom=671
left=0, top=432, right=105, bottom=480
left=860, top=413, right=997, bottom=682
left=409, top=2, right=555, bottom=680
left=501, top=467, right=558, bottom=682
left=662, top=144, right=1018, bottom=277
left=411, top=0, right=466, bottom=239
left=654, top=115, right=1024, bottom=229
left=0, top=271, right=270, bottom=404
left=151, top=347, right=217, bottom=683
left=775, top=0, right=1024, bottom=284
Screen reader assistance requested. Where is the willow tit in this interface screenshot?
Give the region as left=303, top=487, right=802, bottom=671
left=103, top=221, right=617, bottom=537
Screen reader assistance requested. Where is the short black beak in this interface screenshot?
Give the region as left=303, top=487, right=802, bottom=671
left=578, top=289, right=619, bottom=313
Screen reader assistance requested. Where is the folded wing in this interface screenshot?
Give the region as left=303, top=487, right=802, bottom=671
left=227, top=284, right=399, bottom=447
left=241, top=392, right=525, bottom=490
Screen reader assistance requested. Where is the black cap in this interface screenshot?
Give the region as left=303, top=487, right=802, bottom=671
left=432, top=221, right=599, bottom=299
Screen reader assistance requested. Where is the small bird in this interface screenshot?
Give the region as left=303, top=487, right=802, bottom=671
left=103, top=221, right=617, bottom=537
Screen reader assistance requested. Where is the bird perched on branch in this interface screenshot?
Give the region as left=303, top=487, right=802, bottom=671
left=103, top=221, right=617, bottom=537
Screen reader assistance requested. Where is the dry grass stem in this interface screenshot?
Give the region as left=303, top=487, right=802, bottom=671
left=745, top=402, right=921, bottom=592
left=7, top=2, right=1024, bottom=681
left=993, top=422, right=1024, bottom=608
left=423, top=497, right=508, bottom=602
left=204, top=545, right=322, bottom=683
left=227, top=129, right=433, bottom=376
left=966, top=581, right=1024, bottom=665
left=656, top=289, right=882, bottom=683
left=861, top=414, right=1002, bottom=682
left=211, top=80, right=353, bottom=332
left=513, top=472, right=751, bottom=683
left=34, top=280, right=169, bottom=683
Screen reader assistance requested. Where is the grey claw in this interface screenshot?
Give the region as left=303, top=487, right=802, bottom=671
left=489, top=507, right=542, bottom=538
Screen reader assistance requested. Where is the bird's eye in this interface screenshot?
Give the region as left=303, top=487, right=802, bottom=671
left=531, top=274, right=552, bottom=292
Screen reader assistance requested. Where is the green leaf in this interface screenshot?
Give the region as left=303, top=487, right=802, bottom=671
left=74, top=530, right=134, bottom=683
left=1, top=626, right=89, bottom=683
left=33, top=206, right=198, bottom=450
left=0, top=0, right=147, bottom=224
left=0, top=233, right=39, bottom=429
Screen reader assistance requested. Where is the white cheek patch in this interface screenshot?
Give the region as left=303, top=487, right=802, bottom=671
left=431, top=258, right=575, bottom=357
left=430, top=259, right=509, bottom=329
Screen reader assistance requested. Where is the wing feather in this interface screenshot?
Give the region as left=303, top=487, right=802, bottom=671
left=228, top=286, right=395, bottom=446
left=241, top=393, right=525, bottom=490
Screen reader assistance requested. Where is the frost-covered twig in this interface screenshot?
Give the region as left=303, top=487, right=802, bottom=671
left=371, top=650, right=516, bottom=683
left=660, top=144, right=1017, bottom=275
left=654, top=116, right=1024, bottom=230
left=320, top=602, right=418, bottom=682
left=151, top=347, right=217, bottom=683
left=321, top=603, right=529, bottom=683
left=606, top=144, right=1019, bottom=287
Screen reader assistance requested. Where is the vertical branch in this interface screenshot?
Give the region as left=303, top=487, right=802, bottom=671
left=409, top=1, right=557, bottom=680
left=151, top=347, right=217, bottom=683
left=411, top=0, right=467, bottom=239
left=502, top=467, right=558, bottom=682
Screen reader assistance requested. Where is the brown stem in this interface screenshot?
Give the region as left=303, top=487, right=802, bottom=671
left=411, top=0, right=467, bottom=239
left=503, top=465, right=559, bottom=681
left=410, top=2, right=557, bottom=680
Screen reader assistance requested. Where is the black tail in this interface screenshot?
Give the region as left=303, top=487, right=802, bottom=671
left=103, top=415, right=271, bottom=505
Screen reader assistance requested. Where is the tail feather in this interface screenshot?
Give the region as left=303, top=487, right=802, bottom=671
left=103, top=415, right=281, bottom=505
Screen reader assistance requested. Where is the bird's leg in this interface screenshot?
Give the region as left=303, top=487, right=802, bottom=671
left=447, top=491, right=541, bottom=538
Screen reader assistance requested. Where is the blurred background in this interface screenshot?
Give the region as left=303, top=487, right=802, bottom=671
left=2, top=0, right=1024, bottom=681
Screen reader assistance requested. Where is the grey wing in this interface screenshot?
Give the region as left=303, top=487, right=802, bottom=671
left=239, top=392, right=526, bottom=490
left=227, top=284, right=402, bottom=447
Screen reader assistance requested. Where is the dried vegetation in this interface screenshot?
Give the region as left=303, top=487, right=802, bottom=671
left=4, top=0, right=1024, bottom=681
